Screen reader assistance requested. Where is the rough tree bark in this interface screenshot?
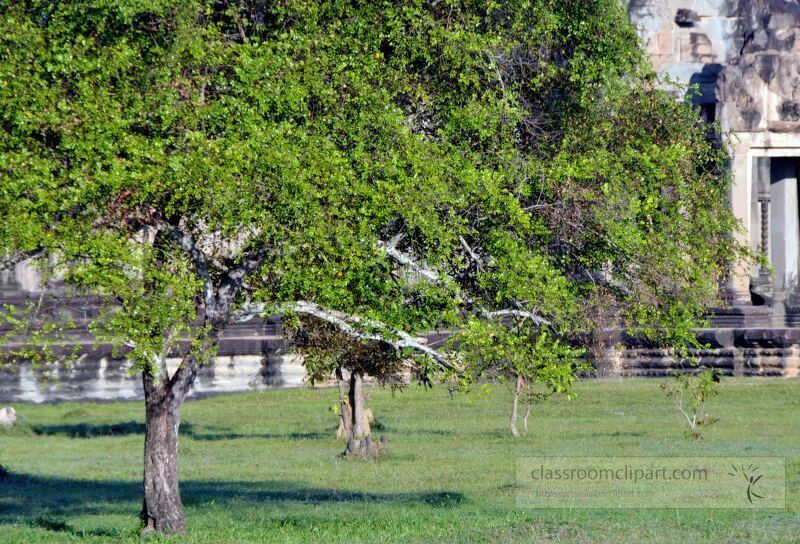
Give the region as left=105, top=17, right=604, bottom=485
left=136, top=221, right=268, bottom=534
left=510, top=374, right=525, bottom=438
left=140, top=371, right=185, bottom=535
left=350, top=371, right=370, bottom=438
left=344, top=372, right=386, bottom=457
left=138, top=333, right=217, bottom=534
left=335, top=366, right=353, bottom=439
left=523, top=389, right=533, bottom=435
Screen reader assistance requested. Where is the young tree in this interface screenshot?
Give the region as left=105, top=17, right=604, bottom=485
left=455, top=318, right=587, bottom=437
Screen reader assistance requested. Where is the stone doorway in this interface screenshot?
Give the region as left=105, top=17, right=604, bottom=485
left=751, top=157, right=800, bottom=313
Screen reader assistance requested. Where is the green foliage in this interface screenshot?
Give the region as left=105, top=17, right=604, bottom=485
left=288, top=317, right=406, bottom=388
left=0, top=0, right=747, bottom=390
left=454, top=317, right=588, bottom=398
left=661, top=368, right=722, bottom=440
left=0, top=300, right=78, bottom=370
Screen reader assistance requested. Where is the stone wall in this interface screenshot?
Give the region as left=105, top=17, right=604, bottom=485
left=615, top=1, right=800, bottom=378
left=599, top=328, right=800, bottom=377
left=0, top=278, right=306, bottom=402
left=627, top=0, right=740, bottom=105
left=0, top=354, right=305, bottom=403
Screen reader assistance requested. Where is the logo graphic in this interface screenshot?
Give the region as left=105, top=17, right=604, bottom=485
left=728, top=464, right=765, bottom=503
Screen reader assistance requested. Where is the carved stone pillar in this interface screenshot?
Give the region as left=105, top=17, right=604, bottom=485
left=750, top=157, right=773, bottom=303
left=769, top=158, right=799, bottom=326
left=726, top=150, right=753, bottom=305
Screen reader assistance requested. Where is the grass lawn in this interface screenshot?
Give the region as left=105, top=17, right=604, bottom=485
left=0, top=378, right=798, bottom=543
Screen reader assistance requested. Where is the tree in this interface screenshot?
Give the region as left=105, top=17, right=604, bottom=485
left=290, top=317, right=407, bottom=457
left=455, top=318, right=587, bottom=437
left=0, top=0, right=747, bottom=533
left=0, top=0, right=458, bottom=532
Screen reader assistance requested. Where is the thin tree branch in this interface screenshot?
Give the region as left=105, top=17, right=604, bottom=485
left=377, top=239, right=442, bottom=283
left=483, top=309, right=551, bottom=327
left=377, top=239, right=549, bottom=328
left=459, top=236, right=482, bottom=266
left=156, top=220, right=217, bottom=318
left=232, top=301, right=457, bottom=371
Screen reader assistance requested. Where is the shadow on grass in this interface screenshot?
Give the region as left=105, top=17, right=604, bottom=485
left=30, top=421, right=146, bottom=438
left=29, top=421, right=334, bottom=441
left=181, top=427, right=335, bottom=441
left=29, top=516, right=127, bottom=538
left=0, top=471, right=465, bottom=531
left=369, top=420, right=454, bottom=437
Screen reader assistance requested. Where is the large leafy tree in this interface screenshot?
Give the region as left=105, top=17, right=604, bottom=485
left=0, top=0, right=458, bottom=532
left=0, top=0, right=745, bottom=535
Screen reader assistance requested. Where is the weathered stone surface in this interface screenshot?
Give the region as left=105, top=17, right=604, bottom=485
left=621, top=1, right=800, bottom=378
left=716, top=1, right=800, bottom=134
left=675, top=8, right=700, bottom=26
left=0, top=353, right=306, bottom=404
left=627, top=0, right=740, bottom=102
left=596, top=323, right=800, bottom=378
left=0, top=406, right=16, bottom=427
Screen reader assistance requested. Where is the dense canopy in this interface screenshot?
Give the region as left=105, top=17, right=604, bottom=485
left=0, top=0, right=746, bottom=533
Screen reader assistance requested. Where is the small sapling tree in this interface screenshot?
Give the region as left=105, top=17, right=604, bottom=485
left=662, top=368, right=722, bottom=440
left=455, top=318, right=588, bottom=437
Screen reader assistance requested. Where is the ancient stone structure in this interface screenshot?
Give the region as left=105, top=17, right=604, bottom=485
left=616, top=0, right=800, bottom=377
left=0, top=270, right=305, bottom=402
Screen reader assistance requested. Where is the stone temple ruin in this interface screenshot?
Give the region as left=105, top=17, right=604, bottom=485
left=1, top=1, right=799, bottom=401
left=615, top=0, right=800, bottom=377
left=0, top=268, right=305, bottom=402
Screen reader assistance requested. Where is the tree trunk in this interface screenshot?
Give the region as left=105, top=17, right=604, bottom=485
left=510, top=374, right=524, bottom=438
left=344, top=371, right=386, bottom=457
left=523, top=389, right=533, bottom=436
left=140, top=373, right=185, bottom=535
left=335, top=367, right=353, bottom=439
left=350, top=371, right=370, bottom=439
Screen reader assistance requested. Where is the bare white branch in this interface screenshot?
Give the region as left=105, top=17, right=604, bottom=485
left=377, top=240, right=442, bottom=283
left=232, top=301, right=456, bottom=371
left=459, top=236, right=483, bottom=266
left=483, top=309, right=551, bottom=327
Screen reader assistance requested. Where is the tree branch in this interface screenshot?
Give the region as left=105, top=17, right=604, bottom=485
left=377, top=238, right=442, bottom=283
left=214, top=248, right=270, bottom=320
left=459, top=236, right=483, bottom=267
left=156, top=221, right=217, bottom=318
left=377, top=239, right=549, bottom=328
left=483, top=309, right=551, bottom=327
left=232, top=301, right=457, bottom=371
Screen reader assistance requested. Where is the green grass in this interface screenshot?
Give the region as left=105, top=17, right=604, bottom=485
left=0, top=378, right=798, bottom=543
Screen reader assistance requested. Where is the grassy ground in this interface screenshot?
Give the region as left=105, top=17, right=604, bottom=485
left=0, top=378, right=798, bottom=543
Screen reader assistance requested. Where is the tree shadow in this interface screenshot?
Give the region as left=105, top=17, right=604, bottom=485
left=29, top=418, right=455, bottom=441
left=29, top=516, right=126, bottom=538
left=30, top=421, right=146, bottom=438
left=369, top=420, right=454, bottom=437
left=0, top=471, right=465, bottom=530
left=29, top=420, right=335, bottom=441
left=180, top=425, right=335, bottom=441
